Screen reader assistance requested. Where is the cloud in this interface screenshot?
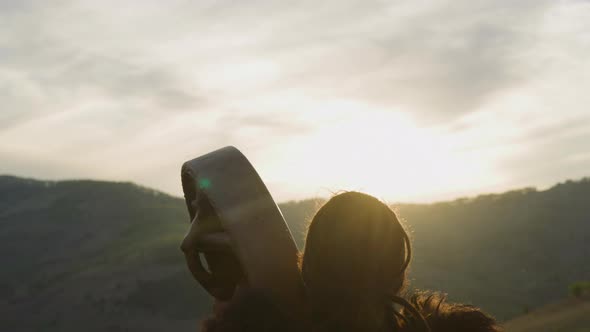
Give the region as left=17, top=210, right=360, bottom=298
left=0, top=1, right=203, bottom=134
left=55, top=54, right=202, bottom=109
left=247, top=1, right=555, bottom=122
left=0, top=0, right=568, bottom=124
left=496, top=128, right=590, bottom=189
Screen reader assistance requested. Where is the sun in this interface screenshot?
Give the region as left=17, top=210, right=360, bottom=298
left=258, top=100, right=497, bottom=203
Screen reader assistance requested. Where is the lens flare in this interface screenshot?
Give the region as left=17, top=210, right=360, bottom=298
left=199, top=178, right=212, bottom=190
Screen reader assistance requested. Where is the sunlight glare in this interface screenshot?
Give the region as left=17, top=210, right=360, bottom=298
left=259, top=101, right=499, bottom=202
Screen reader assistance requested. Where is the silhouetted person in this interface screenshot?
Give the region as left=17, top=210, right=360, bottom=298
left=200, top=191, right=427, bottom=332
left=200, top=191, right=500, bottom=332
left=301, top=191, right=429, bottom=332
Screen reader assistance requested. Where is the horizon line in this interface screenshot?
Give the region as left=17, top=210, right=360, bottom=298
left=2, top=173, right=588, bottom=206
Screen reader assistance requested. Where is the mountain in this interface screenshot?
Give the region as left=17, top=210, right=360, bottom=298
left=0, top=176, right=208, bottom=331
left=396, top=180, right=590, bottom=321
left=0, top=175, right=589, bottom=331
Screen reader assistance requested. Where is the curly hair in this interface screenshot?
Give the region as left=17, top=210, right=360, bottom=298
left=402, top=292, right=502, bottom=332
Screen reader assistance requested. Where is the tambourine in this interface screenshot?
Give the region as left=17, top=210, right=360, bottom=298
left=180, top=146, right=304, bottom=314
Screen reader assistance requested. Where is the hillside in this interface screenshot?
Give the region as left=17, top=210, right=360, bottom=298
left=503, top=295, right=590, bottom=332
left=0, top=175, right=589, bottom=331
left=0, top=176, right=208, bottom=331
left=396, top=180, right=590, bottom=320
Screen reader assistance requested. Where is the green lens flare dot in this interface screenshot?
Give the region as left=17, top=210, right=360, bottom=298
left=198, top=178, right=212, bottom=190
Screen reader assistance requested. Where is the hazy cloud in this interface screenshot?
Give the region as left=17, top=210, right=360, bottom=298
left=183, top=0, right=554, bottom=121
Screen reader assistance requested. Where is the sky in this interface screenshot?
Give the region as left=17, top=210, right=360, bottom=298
left=1, top=0, right=589, bottom=203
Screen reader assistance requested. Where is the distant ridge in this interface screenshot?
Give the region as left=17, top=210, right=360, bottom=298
left=3, top=173, right=589, bottom=205
left=0, top=174, right=175, bottom=197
